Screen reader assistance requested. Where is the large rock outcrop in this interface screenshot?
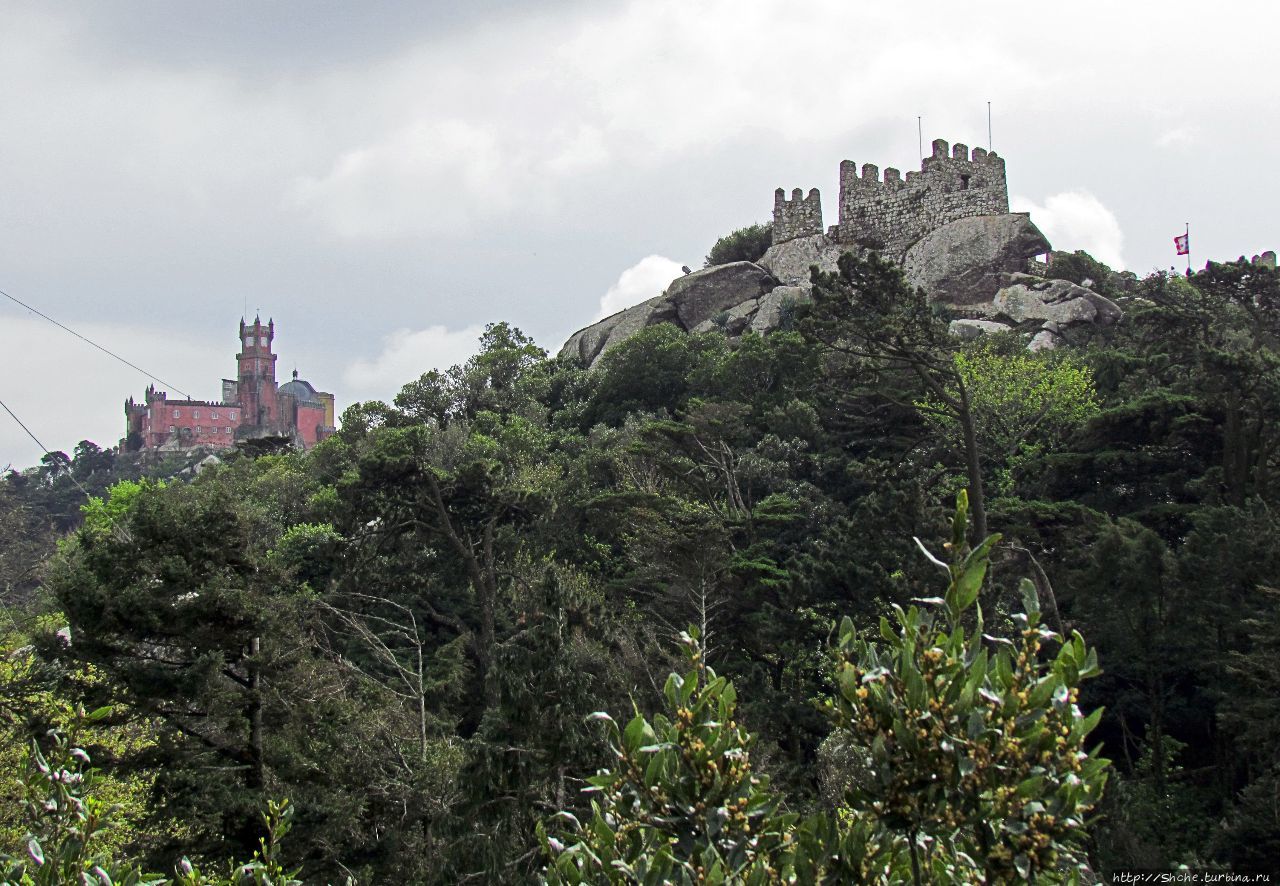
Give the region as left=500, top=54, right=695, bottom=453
left=561, top=200, right=1117, bottom=363
left=559, top=262, right=778, bottom=367
left=749, top=285, right=811, bottom=333
left=902, top=213, right=1051, bottom=306
left=949, top=318, right=1014, bottom=341
left=992, top=275, right=1123, bottom=327
left=665, top=262, right=778, bottom=329
left=756, top=234, right=847, bottom=286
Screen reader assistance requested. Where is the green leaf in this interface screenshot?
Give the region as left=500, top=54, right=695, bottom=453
left=1019, top=578, right=1040, bottom=620
left=954, top=533, right=1002, bottom=611
left=1017, top=775, right=1045, bottom=797
left=664, top=673, right=684, bottom=708
left=996, top=651, right=1013, bottom=689
left=951, top=489, right=969, bottom=549
left=838, top=664, right=859, bottom=701
left=623, top=714, right=656, bottom=753
left=1079, top=646, right=1101, bottom=679
left=1079, top=706, right=1104, bottom=737
left=913, top=537, right=949, bottom=571
left=1015, top=853, right=1031, bottom=879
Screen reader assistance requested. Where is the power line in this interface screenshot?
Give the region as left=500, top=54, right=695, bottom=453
left=0, top=286, right=193, bottom=399
left=0, top=394, right=92, bottom=500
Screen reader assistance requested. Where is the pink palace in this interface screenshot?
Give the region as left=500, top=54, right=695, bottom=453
left=124, top=317, right=336, bottom=453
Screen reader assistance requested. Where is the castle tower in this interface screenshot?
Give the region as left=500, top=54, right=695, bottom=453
left=772, top=187, right=824, bottom=244
left=237, top=316, right=279, bottom=430
left=835, top=138, right=1009, bottom=258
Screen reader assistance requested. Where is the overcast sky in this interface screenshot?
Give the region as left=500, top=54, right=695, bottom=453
left=2, top=0, right=1276, bottom=468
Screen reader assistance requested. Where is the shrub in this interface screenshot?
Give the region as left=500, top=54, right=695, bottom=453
left=705, top=224, right=772, bottom=268
left=544, top=491, right=1110, bottom=884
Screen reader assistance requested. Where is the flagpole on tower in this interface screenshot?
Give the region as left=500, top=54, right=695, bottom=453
left=1185, top=222, right=1191, bottom=275
left=987, top=101, right=992, bottom=152
left=918, top=115, right=923, bottom=163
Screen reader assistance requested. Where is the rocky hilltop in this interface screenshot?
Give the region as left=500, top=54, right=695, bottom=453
left=561, top=138, right=1124, bottom=367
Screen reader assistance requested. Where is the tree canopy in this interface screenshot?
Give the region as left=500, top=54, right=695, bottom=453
left=2, top=255, right=1279, bottom=880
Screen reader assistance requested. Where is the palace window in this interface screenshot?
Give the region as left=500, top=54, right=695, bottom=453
left=173, top=409, right=181, bottom=418
left=194, top=410, right=200, bottom=419
left=226, top=427, right=232, bottom=436
left=211, top=410, right=218, bottom=420
left=230, top=411, right=238, bottom=421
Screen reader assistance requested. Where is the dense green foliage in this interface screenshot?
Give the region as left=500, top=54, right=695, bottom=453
left=1, top=711, right=303, bottom=885
left=545, top=494, right=1108, bottom=883
left=1042, top=250, right=1135, bottom=301
left=704, top=223, right=773, bottom=268
left=3, top=252, right=1280, bottom=880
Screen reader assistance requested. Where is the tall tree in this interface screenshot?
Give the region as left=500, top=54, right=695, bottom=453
left=803, top=252, right=990, bottom=541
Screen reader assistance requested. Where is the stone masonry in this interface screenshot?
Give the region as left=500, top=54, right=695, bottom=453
left=772, top=138, right=1008, bottom=260
left=561, top=136, right=1118, bottom=367
left=772, top=187, right=824, bottom=243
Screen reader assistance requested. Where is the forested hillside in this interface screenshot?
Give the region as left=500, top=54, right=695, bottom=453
left=3, top=253, right=1279, bottom=882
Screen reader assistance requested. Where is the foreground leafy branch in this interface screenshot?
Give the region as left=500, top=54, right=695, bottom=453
left=827, top=490, right=1109, bottom=881
left=544, top=491, right=1109, bottom=884
left=0, top=709, right=303, bottom=886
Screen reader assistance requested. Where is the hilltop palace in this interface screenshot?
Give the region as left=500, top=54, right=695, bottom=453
left=123, top=316, right=335, bottom=453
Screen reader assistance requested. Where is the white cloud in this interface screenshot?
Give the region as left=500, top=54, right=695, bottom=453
left=1156, top=126, right=1198, bottom=148
left=290, top=120, right=511, bottom=239
left=0, top=314, right=227, bottom=470
left=1012, top=191, right=1127, bottom=271
left=277, top=0, right=1050, bottom=243
left=4, top=0, right=1280, bottom=455
left=341, top=324, right=487, bottom=405
left=598, top=255, right=684, bottom=320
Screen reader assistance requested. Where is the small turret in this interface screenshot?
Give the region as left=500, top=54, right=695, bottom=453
left=772, top=186, right=824, bottom=244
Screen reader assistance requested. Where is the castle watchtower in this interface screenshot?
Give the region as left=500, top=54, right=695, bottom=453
left=772, top=187, right=824, bottom=244
left=835, top=138, right=1008, bottom=258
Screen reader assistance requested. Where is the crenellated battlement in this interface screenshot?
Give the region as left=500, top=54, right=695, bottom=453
left=833, top=137, right=1008, bottom=256
left=772, top=186, right=823, bottom=244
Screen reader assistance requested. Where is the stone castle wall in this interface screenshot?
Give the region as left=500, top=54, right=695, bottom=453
left=772, top=187, right=823, bottom=243
left=837, top=139, right=1007, bottom=257
left=771, top=137, right=1009, bottom=259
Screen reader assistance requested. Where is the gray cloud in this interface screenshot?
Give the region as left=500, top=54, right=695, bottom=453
left=2, top=0, right=1278, bottom=467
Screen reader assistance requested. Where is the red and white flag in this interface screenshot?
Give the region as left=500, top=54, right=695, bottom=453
left=1174, top=232, right=1190, bottom=256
